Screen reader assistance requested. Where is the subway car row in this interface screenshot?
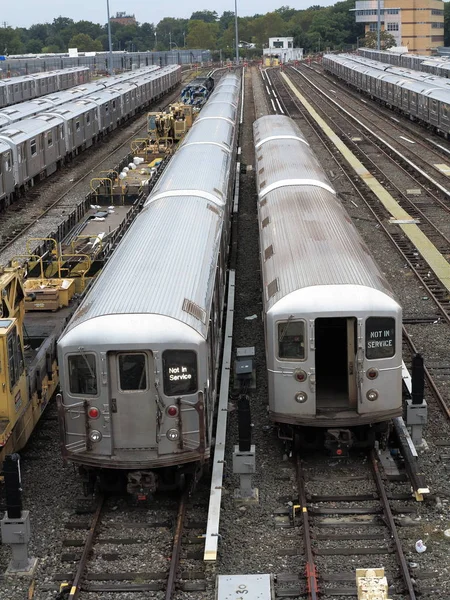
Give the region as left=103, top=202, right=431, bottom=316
left=0, top=67, right=91, bottom=109
left=0, top=65, right=181, bottom=210
left=254, top=115, right=403, bottom=453
left=358, top=48, right=450, bottom=78
left=56, top=73, right=241, bottom=496
left=324, top=54, right=450, bottom=137
left=337, top=53, right=450, bottom=92
left=0, top=66, right=160, bottom=129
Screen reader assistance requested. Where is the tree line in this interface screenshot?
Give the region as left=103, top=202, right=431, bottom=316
left=1, top=2, right=449, bottom=58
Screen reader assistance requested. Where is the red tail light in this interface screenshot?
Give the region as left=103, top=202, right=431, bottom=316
left=88, top=407, right=100, bottom=419
left=167, top=405, right=178, bottom=417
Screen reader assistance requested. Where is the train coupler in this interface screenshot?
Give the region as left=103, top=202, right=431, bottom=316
left=127, top=471, right=158, bottom=499
left=324, top=429, right=353, bottom=457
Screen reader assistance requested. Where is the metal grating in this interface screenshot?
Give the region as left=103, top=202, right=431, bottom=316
left=262, top=216, right=270, bottom=228
left=183, top=298, right=207, bottom=324
left=264, top=244, right=274, bottom=261
left=267, top=279, right=279, bottom=299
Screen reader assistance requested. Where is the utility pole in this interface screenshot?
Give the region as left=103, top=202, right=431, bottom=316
left=377, top=0, right=381, bottom=51
left=234, top=0, right=239, bottom=66
left=106, top=0, right=113, bottom=75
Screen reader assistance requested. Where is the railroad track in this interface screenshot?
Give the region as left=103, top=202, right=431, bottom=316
left=266, top=67, right=450, bottom=422
left=49, top=489, right=207, bottom=599
left=290, top=448, right=441, bottom=599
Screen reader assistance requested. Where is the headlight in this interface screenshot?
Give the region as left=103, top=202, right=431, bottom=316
left=366, top=389, right=379, bottom=402
left=89, top=430, right=102, bottom=443
left=166, top=428, right=180, bottom=441
left=295, top=392, right=308, bottom=403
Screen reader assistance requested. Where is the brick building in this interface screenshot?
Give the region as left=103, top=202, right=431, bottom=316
left=110, top=12, right=137, bottom=26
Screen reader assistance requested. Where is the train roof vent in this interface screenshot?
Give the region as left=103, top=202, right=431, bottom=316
left=264, top=244, right=274, bottom=261
left=267, top=278, right=279, bottom=299
left=262, top=216, right=270, bottom=228
left=207, top=203, right=221, bottom=216
left=183, top=298, right=207, bottom=324
left=258, top=167, right=264, bottom=176
left=260, top=198, right=267, bottom=207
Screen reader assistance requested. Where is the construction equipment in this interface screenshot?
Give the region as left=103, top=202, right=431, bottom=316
left=147, top=103, right=194, bottom=144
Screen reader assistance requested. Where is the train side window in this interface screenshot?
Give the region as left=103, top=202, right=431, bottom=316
left=365, top=317, right=395, bottom=359
left=47, top=131, right=53, bottom=147
left=118, top=353, right=147, bottom=391
left=443, top=104, right=449, bottom=118
left=75, top=120, right=80, bottom=132
left=162, top=350, right=198, bottom=396
left=278, top=320, right=305, bottom=360
left=68, top=353, right=98, bottom=395
left=86, top=113, right=91, bottom=125
left=30, top=139, right=37, bottom=157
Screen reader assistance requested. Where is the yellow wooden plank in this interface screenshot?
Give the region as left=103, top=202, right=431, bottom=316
left=281, top=72, right=450, bottom=292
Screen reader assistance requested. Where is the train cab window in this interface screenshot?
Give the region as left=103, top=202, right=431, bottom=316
left=278, top=320, right=305, bottom=360
left=162, top=350, right=198, bottom=396
left=118, top=353, right=147, bottom=391
left=68, top=353, right=98, bottom=395
left=365, top=317, right=395, bottom=359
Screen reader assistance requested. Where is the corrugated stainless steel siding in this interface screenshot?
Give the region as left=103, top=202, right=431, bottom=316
left=66, top=195, right=222, bottom=338
left=260, top=186, right=393, bottom=310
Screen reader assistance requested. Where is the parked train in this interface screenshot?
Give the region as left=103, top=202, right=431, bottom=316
left=334, top=53, right=450, bottom=92
left=254, top=115, right=403, bottom=453
left=358, top=48, right=450, bottom=78
left=56, top=72, right=241, bottom=496
left=323, top=54, right=450, bottom=138
left=0, top=65, right=181, bottom=211
left=181, top=76, right=215, bottom=107
left=0, top=67, right=91, bottom=109
left=0, top=66, right=160, bottom=129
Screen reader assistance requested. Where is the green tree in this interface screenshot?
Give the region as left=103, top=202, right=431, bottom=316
left=249, top=13, right=286, bottom=45
left=68, top=33, right=103, bottom=52
left=362, top=30, right=396, bottom=49
left=186, top=20, right=219, bottom=49
left=190, top=10, right=218, bottom=23
left=445, top=1, right=450, bottom=47
left=0, top=27, right=25, bottom=54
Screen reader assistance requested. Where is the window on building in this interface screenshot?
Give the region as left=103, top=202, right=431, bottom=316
left=432, top=9, right=444, bottom=15
left=432, top=22, right=444, bottom=28
left=387, top=23, right=399, bottom=31
left=369, top=23, right=378, bottom=32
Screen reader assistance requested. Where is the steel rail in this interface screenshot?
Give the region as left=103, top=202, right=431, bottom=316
left=369, top=449, right=417, bottom=600
left=68, top=494, right=105, bottom=600
left=165, top=490, right=188, bottom=600
left=295, top=454, right=318, bottom=600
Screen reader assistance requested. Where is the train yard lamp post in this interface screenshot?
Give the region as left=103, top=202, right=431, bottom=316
left=377, top=0, right=381, bottom=50
left=106, top=0, right=113, bottom=75
left=154, top=31, right=157, bottom=51
left=183, top=32, right=186, bottom=48
left=234, top=0, right=239, bottom=66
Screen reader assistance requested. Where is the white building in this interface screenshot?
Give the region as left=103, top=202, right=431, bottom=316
left=263, top=37, right=303, bottom=63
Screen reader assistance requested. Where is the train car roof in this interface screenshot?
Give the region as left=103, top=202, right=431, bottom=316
left=62, top=195, right=223, bottom=340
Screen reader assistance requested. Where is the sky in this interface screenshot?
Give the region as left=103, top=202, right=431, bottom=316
left=2, top=0, right=337, bottom=29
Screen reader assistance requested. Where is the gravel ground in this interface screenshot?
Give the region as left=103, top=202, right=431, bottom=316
left=1, top=66, right=450, bottom=599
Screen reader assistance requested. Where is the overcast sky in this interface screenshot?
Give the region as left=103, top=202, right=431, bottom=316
left=2, top=1, right=336, bottom=29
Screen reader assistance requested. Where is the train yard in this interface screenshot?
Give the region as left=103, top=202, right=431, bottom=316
left=1, top=59, right=450, bottom=600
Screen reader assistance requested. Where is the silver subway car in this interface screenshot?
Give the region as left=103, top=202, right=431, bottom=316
left=57, top=73, right=241, bottom=496
left=254, top=115, right=402, bottom=453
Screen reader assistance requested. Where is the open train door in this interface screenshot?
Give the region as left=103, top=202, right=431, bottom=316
left=315, top=317, right=358, bottom=411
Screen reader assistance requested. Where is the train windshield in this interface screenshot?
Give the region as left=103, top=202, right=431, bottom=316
left=365, top=317, right=396, bottom=359
left=68, top=353, right=98, bottom=395
left=118, top=353, right=147, bottom=391
left=278, top=320, right=305, bottom=360
left=162, top=350, right=198, bottom=396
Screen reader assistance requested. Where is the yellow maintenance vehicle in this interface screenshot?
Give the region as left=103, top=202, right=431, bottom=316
left=147, top=102, right=194, bottom=147
left=0, top=266, right=67, bottom=463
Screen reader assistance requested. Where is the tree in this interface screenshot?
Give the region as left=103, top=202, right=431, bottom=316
left=68, top=33, right=102, bottom=52
left=190, top=10, right=218, bottom=23
left=362, top=30, right=396, bottom=49
left=186, top=20, right=219, bottom=49
left=0, top=27, right=25, bottom=54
